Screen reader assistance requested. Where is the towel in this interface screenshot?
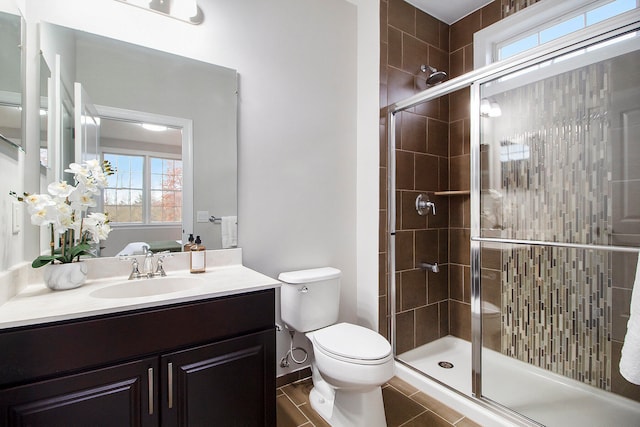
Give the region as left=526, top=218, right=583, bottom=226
left=221, top=216, right=237, bottom=249
left=620, top=254, right=640, bottom=385
left=115, top=242, right=150, bottom=257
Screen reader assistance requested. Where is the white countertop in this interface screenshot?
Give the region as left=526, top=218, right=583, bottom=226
left=0, top=258, right=280, bottom=330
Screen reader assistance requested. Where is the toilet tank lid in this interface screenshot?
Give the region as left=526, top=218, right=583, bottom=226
left=278, top=267, right=341, bottom=284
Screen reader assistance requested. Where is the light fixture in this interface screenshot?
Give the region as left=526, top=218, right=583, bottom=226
left=171, top=0, right=197, bottom=20
left=115, top=0, right=203, bottom=24
left=480, top=98, right=502, bottom=117
left=141, top=123, right=168, bottom=132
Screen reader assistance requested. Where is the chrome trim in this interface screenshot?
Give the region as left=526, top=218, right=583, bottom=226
left=469, top=82, right=483, bottom=398
left=168, top=362, right=174, bottom=409
left=472, top=237, right=640, bottom=253
left=387, top=109, right=397, bottom=353
left=147, top=367, right=154, bottom=415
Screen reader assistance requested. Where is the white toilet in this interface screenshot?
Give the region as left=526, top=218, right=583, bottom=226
left=279, top=267, right=394, bottom=427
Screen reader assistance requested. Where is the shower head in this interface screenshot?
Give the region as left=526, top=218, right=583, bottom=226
left=420, top=65, right=448, bottom=85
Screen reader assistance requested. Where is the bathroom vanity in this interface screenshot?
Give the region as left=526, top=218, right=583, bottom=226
left=0, top=252, right=279, bottom=427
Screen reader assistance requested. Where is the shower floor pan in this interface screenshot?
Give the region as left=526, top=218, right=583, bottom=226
left=398, top=336, right=640, bottom=427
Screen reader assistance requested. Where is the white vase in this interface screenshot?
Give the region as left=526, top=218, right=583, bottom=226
left=43, top=262, right=88, bottom=291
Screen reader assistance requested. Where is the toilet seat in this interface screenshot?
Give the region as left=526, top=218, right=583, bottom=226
left=312, top=323, right=392, bottom=365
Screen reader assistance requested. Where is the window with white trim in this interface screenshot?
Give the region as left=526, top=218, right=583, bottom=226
left=103, top=152, right=182, bottom=224
left=474, top=0, right=640, bottom=68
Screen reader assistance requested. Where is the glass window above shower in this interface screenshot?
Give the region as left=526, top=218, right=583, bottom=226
left=474, top=0, right=639, bottom=68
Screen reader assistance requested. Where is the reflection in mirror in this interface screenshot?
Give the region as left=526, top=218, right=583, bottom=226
left=0, top=11, right=22, bottom=150
left=98, top=112, right=186, bottom=257
left=39, top=54, right=50, bottom=168
left=40, top=23, right=238, bottom=254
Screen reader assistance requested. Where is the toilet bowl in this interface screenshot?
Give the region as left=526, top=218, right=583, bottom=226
left=306, top=323, right=394, bottom=427
left=279, top=268, right=394, bottom=427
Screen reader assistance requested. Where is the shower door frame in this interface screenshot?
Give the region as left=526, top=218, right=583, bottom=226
left=386, top=10, right=640, bottom=424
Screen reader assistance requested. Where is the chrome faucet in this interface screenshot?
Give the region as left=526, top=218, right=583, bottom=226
left=420, top=262, right=440, bottom=273
left=143, top=250, right=155, bottom=277
left=120, top=251, right=172, bottom=280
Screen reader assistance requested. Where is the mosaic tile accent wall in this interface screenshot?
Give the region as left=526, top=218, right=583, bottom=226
left=484, top=61, right=613, bottom=389
left=501, top=246, right=611, bottom=389
left=501, top=0, right=540, bottom=17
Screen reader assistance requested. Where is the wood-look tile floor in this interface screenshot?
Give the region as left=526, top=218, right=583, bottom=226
left=276, top=376, right=482, bottom=427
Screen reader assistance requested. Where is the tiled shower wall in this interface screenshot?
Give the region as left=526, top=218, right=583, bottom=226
left=379, top=0, right=451, bottom=353
left=379, top=0, right=530, bottom=354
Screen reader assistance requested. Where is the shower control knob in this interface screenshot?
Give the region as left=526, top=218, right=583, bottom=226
left=416, top=193, right=436, bottom=216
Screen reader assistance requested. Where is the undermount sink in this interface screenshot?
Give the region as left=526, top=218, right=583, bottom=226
left=90, top=276, right=205, bottom=299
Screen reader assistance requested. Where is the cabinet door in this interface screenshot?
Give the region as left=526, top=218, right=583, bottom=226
left=0, top=357, right=158, bottom=427
left=161, top=329, right=275, bottom=427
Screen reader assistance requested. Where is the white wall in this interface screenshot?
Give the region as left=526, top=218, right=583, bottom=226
left=14, top=0, right=380, bottom=377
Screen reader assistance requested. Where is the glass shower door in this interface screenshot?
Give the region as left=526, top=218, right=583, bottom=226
left=476, top=28, right=640, bottom=426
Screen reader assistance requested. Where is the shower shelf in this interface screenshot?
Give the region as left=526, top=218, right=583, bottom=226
left=433, top=190, right=470, bottom=196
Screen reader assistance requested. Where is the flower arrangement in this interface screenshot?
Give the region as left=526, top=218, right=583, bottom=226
left=11, top=160, right=115, bottom=268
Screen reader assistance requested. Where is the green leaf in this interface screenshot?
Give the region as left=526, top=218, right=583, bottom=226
left=68, top=243, right=96, bottom=259
left=31, top=255, right=59, bottom=268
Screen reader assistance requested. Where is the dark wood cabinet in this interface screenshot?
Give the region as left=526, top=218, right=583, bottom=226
left=0, top=357, right=158, bottom=427
left=162, top=330, right=274, bottom=427
left=0, top=289, right=276, bottom=427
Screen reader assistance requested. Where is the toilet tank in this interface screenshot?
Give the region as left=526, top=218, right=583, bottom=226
left=278, top=267, right=341, bottom=333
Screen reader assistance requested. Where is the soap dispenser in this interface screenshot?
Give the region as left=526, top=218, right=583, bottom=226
left=190, top=235, right=206, bottom=274
left=184, top=234, right=195, bottom=252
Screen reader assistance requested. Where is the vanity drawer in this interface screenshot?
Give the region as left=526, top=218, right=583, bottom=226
left=0, top=288, right=275, bottom=388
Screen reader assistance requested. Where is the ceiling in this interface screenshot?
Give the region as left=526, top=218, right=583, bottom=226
left=100, top=118, right=182, bottom=147
left=404, top=0, right=494, bottom=24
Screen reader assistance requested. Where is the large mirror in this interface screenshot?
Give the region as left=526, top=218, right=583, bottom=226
left=0, top=10, right=22, bottom=150
left=40, top=23, right=238, bottom=256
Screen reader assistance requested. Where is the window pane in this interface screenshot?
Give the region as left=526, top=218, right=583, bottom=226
left=149, top=156, right=182, bottom=223
left=587, top=0, right=636, bottom=25
left=540, top=15, right=585, bottom=44
left=103, top=153, right=144, bottom=223
left=500, top=33, right=539, bottom=60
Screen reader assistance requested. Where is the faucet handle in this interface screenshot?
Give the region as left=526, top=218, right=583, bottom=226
left=155, top=252, right=172, bottom=277
left=118, top=256, right=142, bottom=280
left=415, top=193, right=436, bottom=216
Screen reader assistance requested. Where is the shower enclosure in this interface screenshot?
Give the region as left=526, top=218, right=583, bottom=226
left=387, top=13, right=640, bottom=427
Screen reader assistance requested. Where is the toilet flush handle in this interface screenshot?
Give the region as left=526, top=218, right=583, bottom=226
left=299, top=286, right=309, bottom=293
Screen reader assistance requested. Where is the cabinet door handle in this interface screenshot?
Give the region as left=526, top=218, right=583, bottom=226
left=147, top=367, right=154, bottom=415
left=168, top=362, right=174, bottom=409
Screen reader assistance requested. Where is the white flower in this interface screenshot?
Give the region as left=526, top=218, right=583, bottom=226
left=23, top=193, right=55, bottom=215
left=84, top=213, right=110, bottom=243
left=12, top=159, right=114, bottom=266
left=52, top=202, right=75, bottom=234
left=87, top=212, right=108, bottom=223
left=65, top=162, right=89, bottom=177
left=30, top=206, right=55, bottom=227
left=47, top=181, right=75, bottom=198
left=69, top=189, right=97, bottom=211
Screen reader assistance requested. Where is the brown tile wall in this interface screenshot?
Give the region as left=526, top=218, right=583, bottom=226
left=380, top=0, right=450, bottom=353
left=379, top=0, right=544, bottom=353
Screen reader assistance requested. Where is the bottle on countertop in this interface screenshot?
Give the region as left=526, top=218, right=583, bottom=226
left=184, top=233, right=195, bottom=252
left=190, top=235, right=206, bottom=274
